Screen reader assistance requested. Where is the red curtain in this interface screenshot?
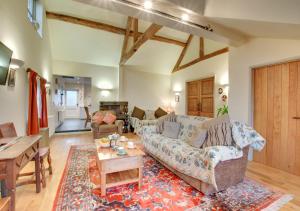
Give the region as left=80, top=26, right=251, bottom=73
left=27, top=70, right=40, bottom=135
left=40, top=78, right=48, bottom=128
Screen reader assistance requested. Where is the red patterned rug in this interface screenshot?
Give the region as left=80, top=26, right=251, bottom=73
left=53, top=145, right=293, bottom=211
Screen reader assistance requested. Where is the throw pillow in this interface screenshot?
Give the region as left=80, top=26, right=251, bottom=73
left=201, top=114, right=234, bottom=148
left=131, top=106, right=145, bottom=120
left=155, top=107, right=168, bottom=118
left=156, top=112, right=176, bottom=133
left=186, top=126, right=207, bottom=148
left=162, top=121, right=181, bottom=139
left=145, top=110, right=156, bottom=120
left=92, top=111, right=105, bottom=124
left=103, top=113, right=117, bottom=125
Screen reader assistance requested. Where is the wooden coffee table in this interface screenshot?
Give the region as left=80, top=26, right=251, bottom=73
left=95, top=143, right=145, bottom=196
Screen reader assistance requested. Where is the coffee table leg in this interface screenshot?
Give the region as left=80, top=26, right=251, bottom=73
left=101, top=172, right=106, bottom=196
left=138, top=167, right=143, bottom=189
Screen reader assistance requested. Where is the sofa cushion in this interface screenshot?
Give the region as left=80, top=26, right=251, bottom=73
left=186, top=126, right=207, bottom=148
left=132, top=106, right=145, bottom=120
left=162, top=121, right=181, bottom=139
left=145, top=110, right=156, bottom=120
left=156, top=112, right=176, bottom=133
left=201, top=114, right=234, bottom=148
left=154, top=107, right=167, bottom=118
left=176, top=115, right=209, bottom=141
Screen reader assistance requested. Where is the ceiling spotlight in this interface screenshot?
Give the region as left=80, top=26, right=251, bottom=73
left=181, top=13, right=189, bottom=21
left=144, top=1, right=152, bottom=9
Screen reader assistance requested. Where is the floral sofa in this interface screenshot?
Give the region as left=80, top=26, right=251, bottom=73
left=129, top=110, right=158, bottom=134
left=141, top=115, right=265, bottom=194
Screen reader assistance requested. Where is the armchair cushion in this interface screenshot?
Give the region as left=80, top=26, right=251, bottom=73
left=92, top=112, right=105, bottom=124
left=103, top=113, right=117, bottom=124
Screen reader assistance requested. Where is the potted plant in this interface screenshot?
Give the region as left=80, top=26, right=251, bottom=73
left=217, top=105, right=229, bottom=117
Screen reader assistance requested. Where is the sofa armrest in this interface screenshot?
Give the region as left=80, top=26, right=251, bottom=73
left=231, top=121, right=266, bottom=151
left=115, top=120, right=124, bottom=135
left=129, top=116, right=141, bottom=125
left=201, top=146, right=243, bottom=163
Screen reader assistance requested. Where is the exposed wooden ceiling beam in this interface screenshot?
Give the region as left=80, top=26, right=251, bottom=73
left=172, top=35, right=193, bottom=73
left=46, top=11, right=185, bottom=47
left=120, top=24, right=162, bottom=65
left=133, top=18, right=139, bottom=42
left=199, top=37, right=204, bottom=58
left=120, top=17, right=133, bottom=63
left=177, top=47, right=229, bottom=71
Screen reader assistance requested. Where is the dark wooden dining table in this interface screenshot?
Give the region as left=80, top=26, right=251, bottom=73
left=0, top=135, right=41, bottom=211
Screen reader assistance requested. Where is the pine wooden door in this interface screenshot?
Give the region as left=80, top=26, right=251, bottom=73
left=187, top=77, right=214, bottom=117
left=253, top=61, right=300, bottom=175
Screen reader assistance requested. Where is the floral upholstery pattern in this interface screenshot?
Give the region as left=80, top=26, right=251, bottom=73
left=130, top=117, right=158, bottom=134
left=129, top=110, right=158, bottom=134
left=176, top=115, right=210, bottom=142
left=142, top=131, right=242, bottom=189
left=141, top=115, right=266, bottom=190
left=231, top=121, right=265, bottom=151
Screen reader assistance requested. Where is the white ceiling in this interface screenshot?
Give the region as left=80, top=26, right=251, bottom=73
left=204, top=0, right=300, bottom=39
left=46, top=0, right=300, bottom=75
left=204, top=0, right=300, bottom=25
left=48, top=19, right=123, bottom=67
left=45, top=0, right=227, bottom=75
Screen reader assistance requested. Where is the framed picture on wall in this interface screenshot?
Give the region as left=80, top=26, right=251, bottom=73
left=7, top=68, right=16, bottom=87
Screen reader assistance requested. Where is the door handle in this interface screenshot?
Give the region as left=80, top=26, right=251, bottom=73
left=293, top=117, right=300, bottom=119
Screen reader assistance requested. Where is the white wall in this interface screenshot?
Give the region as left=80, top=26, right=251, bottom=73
left=229, top=38, right=300, bottom=124
left=0, top=0, right=53, bottom=136
left=121, top=67, right=171, bottom=111
left=171, top=53, right=229, bottom=115
left=52, top=60, right=119, bottom=112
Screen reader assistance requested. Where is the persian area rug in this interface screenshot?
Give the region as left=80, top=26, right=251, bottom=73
left=53, top=145, right=293, bottom=211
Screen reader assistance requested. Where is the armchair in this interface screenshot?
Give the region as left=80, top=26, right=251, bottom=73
left=91, top=110, right=124, bottom=139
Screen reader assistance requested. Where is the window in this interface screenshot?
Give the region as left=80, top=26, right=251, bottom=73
left=27, top=0, right=37, bottom=23
left=66, top=90, right=78, bottom=107
left=27, top=0, right=43, bottom=37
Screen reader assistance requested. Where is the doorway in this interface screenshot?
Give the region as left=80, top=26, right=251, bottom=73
left=186, top=77, right=214, bottom=117
left=53, top=75, right=92, bottom=133
left=253, top=60, right=300, bottom=175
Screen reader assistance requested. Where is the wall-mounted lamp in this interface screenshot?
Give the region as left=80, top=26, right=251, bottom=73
left=10, top=58, right=25, bottom=69
left=174, top=91, right=181, bottom=102
left=46, top=82, right=51, bottom=95
left=100, top=89, right=113, bottom=97
left=6, top=59, right=25, bottom=87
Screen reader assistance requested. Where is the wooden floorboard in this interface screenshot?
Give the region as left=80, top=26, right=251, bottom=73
left=14, top=132, right=299, bottom=210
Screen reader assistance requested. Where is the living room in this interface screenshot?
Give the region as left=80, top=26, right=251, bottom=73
left=0, top=0, right=300, bottom=210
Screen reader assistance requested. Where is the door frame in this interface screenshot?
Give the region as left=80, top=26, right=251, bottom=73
left=64, top=89, right=80, bottom=119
